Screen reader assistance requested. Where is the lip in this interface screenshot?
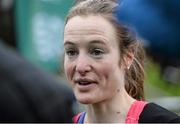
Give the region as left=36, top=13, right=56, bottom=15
left=74, top=78, right=97, bottom=91
left=74, top=78, right=97, bottom=84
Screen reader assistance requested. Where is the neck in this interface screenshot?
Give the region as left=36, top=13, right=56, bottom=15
left=84, top=88, right=135, bottom=123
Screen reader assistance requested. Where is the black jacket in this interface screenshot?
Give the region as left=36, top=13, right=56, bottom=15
left=139, top=103, right=180, bottom=123
left=0, top=41, right=75, bottom=122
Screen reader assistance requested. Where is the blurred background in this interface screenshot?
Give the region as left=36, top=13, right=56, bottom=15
left=0, top=0, right=179, bottom=114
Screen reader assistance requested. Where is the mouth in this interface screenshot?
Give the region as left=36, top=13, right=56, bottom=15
left=78, top=81, right=92, bottom=85
left=74, top=78, right=97, bottom=86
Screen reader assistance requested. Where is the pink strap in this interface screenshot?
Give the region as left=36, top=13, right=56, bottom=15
left=125, top=100, right=147, bottom=124
left=73, top=113, right=82, bottom=124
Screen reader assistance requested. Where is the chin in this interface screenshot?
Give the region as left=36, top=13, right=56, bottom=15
left=74, top=89, right=100, bottom=104
left=76, top=96, right=94, bottom=104
left=75, top=93, right=96, bottom=104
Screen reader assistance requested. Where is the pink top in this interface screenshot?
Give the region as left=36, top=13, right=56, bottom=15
left=73, top=100, right=147, bottom=124
left=125, top=100, right=147, bottom=124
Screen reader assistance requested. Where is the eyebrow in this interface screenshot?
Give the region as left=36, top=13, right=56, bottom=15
left=64, top=41, right=75, bottom=46
left=89, top=40, right=107, bottom=45
left=64, top=39, right=108, bottom=48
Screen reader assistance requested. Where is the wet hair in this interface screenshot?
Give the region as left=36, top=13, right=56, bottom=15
left=65, top=0, right=145, bottom=100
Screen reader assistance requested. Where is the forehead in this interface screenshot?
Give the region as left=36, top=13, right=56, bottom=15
left=64, top=15, right=117, bottom=45
left=65, top=15, right=113, bottom=33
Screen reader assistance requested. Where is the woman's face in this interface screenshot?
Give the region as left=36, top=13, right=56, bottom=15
left=64, top=15, right=125, bottom=104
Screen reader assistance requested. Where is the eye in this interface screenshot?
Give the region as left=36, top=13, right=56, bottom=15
left=65, top=49, right=78, bottom=58
left=90, top=48, right=105, bottom=58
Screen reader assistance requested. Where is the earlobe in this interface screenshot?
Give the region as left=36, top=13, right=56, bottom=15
left=127, top=65, right=130, bottom=70
left=124, top=52, right=134, bottom=70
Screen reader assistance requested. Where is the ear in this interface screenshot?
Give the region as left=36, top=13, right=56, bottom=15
left=123, top=51, right=134, bottom=70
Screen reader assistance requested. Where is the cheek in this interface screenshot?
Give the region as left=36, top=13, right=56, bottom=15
left=100, top=66, right=113, bottom=79
left=97, top=61, right=122, bottom=87
left=64, top=60, right=74, bottom=82
left=96, top=64, right=121, bottom=99
left=98, top=62, right=117, bottom=78
left=96, top=63, right=116, bottom=85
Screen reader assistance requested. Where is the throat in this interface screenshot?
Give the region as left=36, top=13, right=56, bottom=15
left=85, top=110, right=127, bottom=123
left=85, top=90, right=135, bottom=123
left=85, top=104, right=128, bottom=123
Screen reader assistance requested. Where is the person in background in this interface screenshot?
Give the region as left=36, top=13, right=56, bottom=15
left=63, top=0, right=180, bottom=123
left=0, top=40, right=75, bottom=123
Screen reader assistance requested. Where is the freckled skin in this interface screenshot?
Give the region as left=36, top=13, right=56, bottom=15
left=117, top=89, right=120, bottom=92
left=117, top=112, right=121, bottom=114
left=64, top=15, right=125, bottom=104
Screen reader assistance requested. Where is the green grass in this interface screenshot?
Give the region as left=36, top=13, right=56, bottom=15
left=145, top=59, right=180, bottom=96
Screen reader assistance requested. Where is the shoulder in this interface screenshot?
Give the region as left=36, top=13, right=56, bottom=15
left=139, top=102, right=180, bottom=123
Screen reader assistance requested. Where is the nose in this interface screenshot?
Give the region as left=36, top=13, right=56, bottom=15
left=75, top=54, right=92, bottom=75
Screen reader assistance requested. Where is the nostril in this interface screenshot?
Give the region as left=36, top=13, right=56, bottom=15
left=75, top=66, right=88, bottom=75
left=75, top=64, right=92, bottom=75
